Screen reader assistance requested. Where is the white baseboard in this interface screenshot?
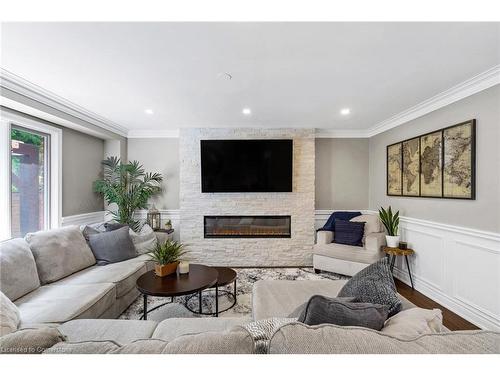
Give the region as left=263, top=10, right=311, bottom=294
left=61, top=211, right=105, bottom=226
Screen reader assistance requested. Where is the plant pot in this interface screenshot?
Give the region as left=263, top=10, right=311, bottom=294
left=154, top=261, right=179, bottom=277
left=164, top=225, right=172, bottom=231
left=385, top=235, right=400, bottom=248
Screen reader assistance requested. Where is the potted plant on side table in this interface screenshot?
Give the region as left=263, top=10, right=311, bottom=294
left=379, top=206, right=400, bottom=248
left=149, top=240, right=188, bottom=277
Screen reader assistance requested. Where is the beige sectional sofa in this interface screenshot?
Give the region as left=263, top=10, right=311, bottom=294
left=1, top=225, right=498, bottom=354
left=0, top=226, right=154, bottom=326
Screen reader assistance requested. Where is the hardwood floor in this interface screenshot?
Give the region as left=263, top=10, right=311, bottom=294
left=395, top=279, right=479, bottom=331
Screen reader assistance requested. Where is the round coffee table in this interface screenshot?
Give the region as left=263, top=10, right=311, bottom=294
left=136, top=264, right=218, bottom=320
left=185, top=266, right=237, bottom=317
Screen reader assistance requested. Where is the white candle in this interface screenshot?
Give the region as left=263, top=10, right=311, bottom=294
left=178, top=261, right=190, bottom=274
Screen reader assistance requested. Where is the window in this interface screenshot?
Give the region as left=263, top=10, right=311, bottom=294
left=10, top=126, right=50, bottom=237
left=1, top=111, right=61, bottom=240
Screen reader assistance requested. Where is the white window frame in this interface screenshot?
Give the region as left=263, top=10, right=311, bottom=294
left=0, top=110, right=62, bottom=240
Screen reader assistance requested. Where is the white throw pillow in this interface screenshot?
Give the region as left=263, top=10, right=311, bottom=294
left=381, top=307, right=445, bottom=339
left=0, top=291, right=20, bottom=337
left=129, top=224, right=157, bottom=255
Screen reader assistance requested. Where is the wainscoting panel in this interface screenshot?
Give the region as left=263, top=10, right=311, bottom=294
left=315, top=210, right=500, bottom=331
left=61, top=211, right=105, bottom=226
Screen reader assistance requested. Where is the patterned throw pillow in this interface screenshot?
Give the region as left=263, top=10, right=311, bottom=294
left=338, top=258, right=402, bottom=316
left=333, top=220, right=365, bottom=247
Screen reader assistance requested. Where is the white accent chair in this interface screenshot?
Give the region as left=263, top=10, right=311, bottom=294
left=313, top=214, right=386, bottom=276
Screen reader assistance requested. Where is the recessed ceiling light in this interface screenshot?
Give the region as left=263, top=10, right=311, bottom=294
left=242, top=108, right=252, bottom=115
left=340, top=108, right=351, bottom=115
left=144, top=109, right=154, bottom=115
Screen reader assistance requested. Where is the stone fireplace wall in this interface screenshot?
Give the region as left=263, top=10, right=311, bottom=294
left=179, top=128, right=315, bottom=266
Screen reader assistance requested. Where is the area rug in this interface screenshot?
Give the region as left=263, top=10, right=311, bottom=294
left=119, top=268, right=348, bottom=322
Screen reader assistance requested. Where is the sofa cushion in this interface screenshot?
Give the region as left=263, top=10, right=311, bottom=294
left=381, top=307, right=446, bottom=339
left=0, top=238, right=41, bottom=300
left=163, top=327, right=254, bottom=354
left=332, top=220, right=365, bottom=247
left=59, top=319, right=158, bottom=345
left=45, top=327, right=255, bottom=354
left=269, top=322, right=500, bottom=354
left=129, top=224, right=157, bottom=255
left=314, top=243, right=383, bottom=264
left=54, top=258, right=146, bottom=297
left=25, top=226, right=96, bottom=284
left=0, top=327, right=65, bottom=354
left=0, top=291, right=20, bottom=336
left=252, top=279, right=347, bottom=320
left=350, top=214, right=382, bottom=236
left=44, top=340, right=120, bottom=354
left=338, top=258, right=402, bottom=316
left=88, top=226, right=136, bottom=265
left=152, top=317, right=251, bottom=342
left=15, top=283, right=115, bottom=324
left=298, top=295, right=388, bottom=330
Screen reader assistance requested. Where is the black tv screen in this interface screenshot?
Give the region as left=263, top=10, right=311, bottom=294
left=201, top=139, right=293, bottom=192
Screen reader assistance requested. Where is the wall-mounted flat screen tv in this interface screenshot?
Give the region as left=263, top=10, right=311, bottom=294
left=201, top=139, right=293, bottom=192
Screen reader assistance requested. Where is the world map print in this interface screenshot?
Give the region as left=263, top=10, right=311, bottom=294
left=420, top=131, right=442, bottom=197
left=444, top=122, right=473, bottom=198
left=386, top=120, right=474, bottom=199
left=387, top=143, right=402, bottom=195
left=402, top=138, right=419, bottom=196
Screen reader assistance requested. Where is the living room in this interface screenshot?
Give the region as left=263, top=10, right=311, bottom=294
left=1, top=0, right=499, bottom=371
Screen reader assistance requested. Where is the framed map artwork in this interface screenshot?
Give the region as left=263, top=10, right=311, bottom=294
left=386, top=120, right=475, bottom=200
left=387, top=142, right=402, bottom=196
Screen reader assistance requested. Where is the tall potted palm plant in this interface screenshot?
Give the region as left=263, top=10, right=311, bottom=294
left=93, top=157, right=163, bottom=232
left=378, top=206, right=400, bottom=248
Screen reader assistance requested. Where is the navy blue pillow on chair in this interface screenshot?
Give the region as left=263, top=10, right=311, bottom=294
left=319, top=211, right=362, bottom=232
left=333, top=220, right=365, bottom=247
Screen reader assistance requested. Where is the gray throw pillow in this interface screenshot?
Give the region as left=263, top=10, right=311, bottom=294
left=298, top=295, right=389, bottom=330
left=82, top=225, right=101, bottom=242
left=338, top=258, right=402, bottom=316
left=88, top=226, right=136, bottom=265
left=104, top=222, right=128, bottom=232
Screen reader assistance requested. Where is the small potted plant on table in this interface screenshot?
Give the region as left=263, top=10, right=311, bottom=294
left=379, top=206, right=400, bottom=248
left=149, top=240, right=188, bottom=277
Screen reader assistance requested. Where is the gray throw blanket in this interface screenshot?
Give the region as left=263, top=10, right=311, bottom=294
left=242, top=318, right=297, bottom=354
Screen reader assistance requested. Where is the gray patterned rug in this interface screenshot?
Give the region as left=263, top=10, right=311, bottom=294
left=119, top=268, right=348, bottom=322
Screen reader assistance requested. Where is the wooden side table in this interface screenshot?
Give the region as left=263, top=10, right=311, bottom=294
left=383, top=247, right=415, bottom=290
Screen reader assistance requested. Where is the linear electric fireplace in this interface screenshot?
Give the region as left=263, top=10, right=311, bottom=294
left=204, top=216, right=291, bottom=238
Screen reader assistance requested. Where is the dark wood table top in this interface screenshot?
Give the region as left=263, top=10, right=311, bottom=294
left=383, top=246, right=414, bottom=256
left=136, top=264, right=218, bottom=297
left=213, top=266, right=237, bottom=287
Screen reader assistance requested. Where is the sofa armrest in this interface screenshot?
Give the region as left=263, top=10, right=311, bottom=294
left=316, top=230, right=334, bottom=245
left=365, top=232, right=386, bottom=252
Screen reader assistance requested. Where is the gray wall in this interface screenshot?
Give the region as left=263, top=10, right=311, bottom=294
left=369, top=85, right=500, bottom=232
left=2, top=107, right=105, bottom=217
left=315, top=138, right=369, bottom=209
left=127, top=138, right=180, bottom=209
left=62, top=127, right=105, bottom=216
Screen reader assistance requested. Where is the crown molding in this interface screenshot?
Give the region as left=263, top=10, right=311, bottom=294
left=366, top=64, right=500, bottom=137
left=127, top=129, right=180, bottom=138
left=0, top=69, right=129, bottom=138
left=314, top=128, right=369, bottom=138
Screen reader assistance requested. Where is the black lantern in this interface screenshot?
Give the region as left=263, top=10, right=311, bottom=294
left=147, top=205, right=161, bottom=230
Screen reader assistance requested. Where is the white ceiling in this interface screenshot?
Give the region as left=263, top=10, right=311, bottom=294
left=1, top=22, right=499, bottom=134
